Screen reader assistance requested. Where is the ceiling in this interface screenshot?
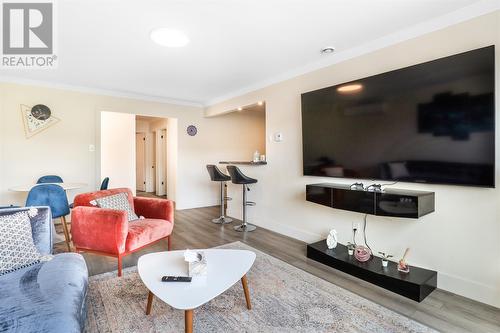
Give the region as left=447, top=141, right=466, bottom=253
left=0, top=0, right=496, bottom=106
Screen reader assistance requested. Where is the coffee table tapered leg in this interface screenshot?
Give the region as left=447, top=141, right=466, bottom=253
left=241, top=274, right=252, bottom=310
left=185, top=309, right=193, bottom=333
left=146, top=291, right=154, bottom=315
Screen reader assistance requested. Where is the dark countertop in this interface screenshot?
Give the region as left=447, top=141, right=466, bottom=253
left=219, top=161, right=267, bottom=165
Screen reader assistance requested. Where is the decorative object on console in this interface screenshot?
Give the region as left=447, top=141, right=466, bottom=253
left=366, top=184, right=383, bottom=192
left=326, top=229, right=338, bottom=249
left=354, top=245, right=372, bottom=262
left=185, top=249, right=207, bottom=277
left=398, top=248, right=410, bottom=273
left=20, top=104, right=60, bottom=139
left=350, top=182, right=365, bottom=190
left=378, top=252, right=393, bottom=268
left=346, top=242, right=355, bottom=255
left=186, top=125, right=197, bottom=136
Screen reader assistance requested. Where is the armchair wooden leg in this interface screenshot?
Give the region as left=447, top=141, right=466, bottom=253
left=117, top=255, right=123, bottom=277
left=60, top=216, right=71, bottom=252
left=167, top=235, right=172, bottom=251
left=241, top=274, right=252, bottom=310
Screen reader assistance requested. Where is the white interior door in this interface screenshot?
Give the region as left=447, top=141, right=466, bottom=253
left=136, top=133, right=146, bottom=191
left=156, top=129, right=167, bottom=196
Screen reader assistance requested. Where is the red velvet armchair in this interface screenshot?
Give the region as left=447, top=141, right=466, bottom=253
left=70, top=188, right=174, bottom=276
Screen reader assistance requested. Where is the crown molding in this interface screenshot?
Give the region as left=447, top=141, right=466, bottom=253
left=205, top=0, right=500, bottom=106
left=0, top=76, right=203, bottom=108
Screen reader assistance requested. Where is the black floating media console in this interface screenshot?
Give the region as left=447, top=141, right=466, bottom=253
left=307, top=241, right=437, bottom=302
left=306, top=183, right=435, bottom=218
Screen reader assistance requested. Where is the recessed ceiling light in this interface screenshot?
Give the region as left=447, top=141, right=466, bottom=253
left=237, top=107, right=243, bottom=111
left=150, top=28, right=189, bottom=47
left=257, top=101, right=263, bottom=106
left=337, top=83, right=363, bottom=93
left=321, top=46, right=335, bottom=54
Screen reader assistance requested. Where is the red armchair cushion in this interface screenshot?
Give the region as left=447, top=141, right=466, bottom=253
left=125, top=218, right=173, bottom=252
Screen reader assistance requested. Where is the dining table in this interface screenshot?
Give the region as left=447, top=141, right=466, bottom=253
left=9, top=182, right=87, bottom=192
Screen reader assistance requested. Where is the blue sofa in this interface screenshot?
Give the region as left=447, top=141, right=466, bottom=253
left=0, top=207, right=88, bottom=332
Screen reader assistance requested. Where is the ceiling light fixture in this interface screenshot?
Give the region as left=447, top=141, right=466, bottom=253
left=150, top=28, right=190, bottom=47
left=321, top=46, right=335, bottom=54
left=237, top=107, right=243, bottom=111
left=257, top=101, right=263, bottom=106
left=337, top=83, right=363, bottom=93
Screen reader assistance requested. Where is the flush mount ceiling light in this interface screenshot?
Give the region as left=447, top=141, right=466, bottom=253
left=321, top=46, right=335, bottom=54
left=257, top=101, right=264, bottom=106
left=237, top=107, right=243, bottom=111
left=337, top=83, right=363, bottom=93
left=150, top=28, right=189, bottom=47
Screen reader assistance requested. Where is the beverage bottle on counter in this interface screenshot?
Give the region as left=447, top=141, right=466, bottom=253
left=253, top=150, right=260, bottom=162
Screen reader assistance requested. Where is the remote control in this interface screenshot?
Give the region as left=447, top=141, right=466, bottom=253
left=161, top=276, right=192, bottom=282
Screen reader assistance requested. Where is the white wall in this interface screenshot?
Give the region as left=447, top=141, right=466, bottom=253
left=205, top=12, right=500, bottom=308
left=101, top=111, right=136, bottom=193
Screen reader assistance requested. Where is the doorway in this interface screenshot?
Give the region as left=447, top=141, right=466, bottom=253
left=135, top=115, right=169, bottom=198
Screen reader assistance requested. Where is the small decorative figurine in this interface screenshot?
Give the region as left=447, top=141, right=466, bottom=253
left=347, top=242, right=355, bottom=256
left=378, top=252, right=393, bottom=268
left=354, top=245, right=372, bottom=262
left=397, top=248, right=410, bottom=273
left=326, top=229, right=338, bottom=249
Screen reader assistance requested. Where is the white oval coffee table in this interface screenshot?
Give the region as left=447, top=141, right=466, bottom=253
left=138, top=249, right=256, bottom=333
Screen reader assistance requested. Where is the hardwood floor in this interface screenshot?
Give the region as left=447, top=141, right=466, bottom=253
left=58, top=206, right=500, bottom=333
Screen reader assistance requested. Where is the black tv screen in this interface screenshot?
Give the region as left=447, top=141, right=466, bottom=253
left=301, top=46, right=495, bottom=187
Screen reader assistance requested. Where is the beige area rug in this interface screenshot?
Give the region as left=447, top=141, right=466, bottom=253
left=85, top=242, right=437, bottom=333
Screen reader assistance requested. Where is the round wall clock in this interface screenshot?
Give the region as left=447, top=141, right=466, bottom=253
left=187, top=125, right=197, bottom=136
left=31, top=104, right=51, bottom=120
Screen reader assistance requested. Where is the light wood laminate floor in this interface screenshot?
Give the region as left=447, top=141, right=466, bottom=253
left=58, top=206, right=500, bottom=333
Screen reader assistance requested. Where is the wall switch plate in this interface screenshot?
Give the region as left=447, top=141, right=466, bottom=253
left=88, top=144, right=95, bottom=152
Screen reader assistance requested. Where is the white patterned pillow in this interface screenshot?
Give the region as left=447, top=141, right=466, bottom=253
left=95, top=192, right=139, bottom=221
left=0, top=211, right=42, bottom=275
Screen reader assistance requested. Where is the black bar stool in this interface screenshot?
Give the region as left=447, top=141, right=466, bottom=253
left=206, top=165, right=233, bottom=224
left=226, top=165, right=257, bottom=232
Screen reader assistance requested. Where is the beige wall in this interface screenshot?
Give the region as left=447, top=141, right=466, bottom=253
left=0, top=83, right=208, bottom=209
left=205, top=12, right=500, bottom=307
left=0, top=82, right=267, bottom=211
left=101, top=111, right=136, bottom=193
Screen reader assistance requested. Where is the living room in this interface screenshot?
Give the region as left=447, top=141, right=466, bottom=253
left=0, top=1, right=499, bottom=332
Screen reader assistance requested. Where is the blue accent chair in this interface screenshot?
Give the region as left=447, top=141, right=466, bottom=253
left=100, top=177, right=110, bottom=190
left=37, top=175, right=63, bottom=184
left=26, top=184, right=71, bottom=251
left=0, top=207, right=88, bottom=333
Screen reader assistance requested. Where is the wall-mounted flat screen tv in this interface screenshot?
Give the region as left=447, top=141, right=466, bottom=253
left=301, top=46, right=495, bottom=187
